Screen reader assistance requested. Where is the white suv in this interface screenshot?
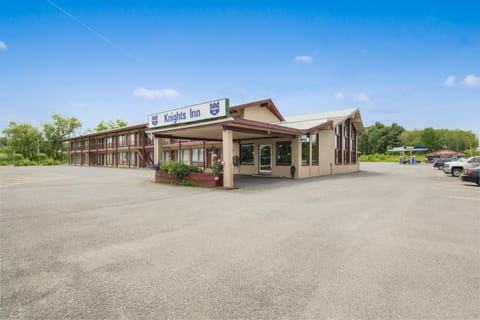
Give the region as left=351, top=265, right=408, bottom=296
left=443, top=156, right=480, bottom=177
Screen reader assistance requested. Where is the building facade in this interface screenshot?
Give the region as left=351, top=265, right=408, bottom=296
left=66, top=124, right=154, bottom=168
left=65, top=98, right=365, bottom=188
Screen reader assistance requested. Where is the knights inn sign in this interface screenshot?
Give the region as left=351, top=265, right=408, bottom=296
left=148, top=98, right=230, bottom=129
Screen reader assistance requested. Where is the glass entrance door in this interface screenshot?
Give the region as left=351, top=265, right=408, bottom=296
left=259, top=144, right=272, bottom=173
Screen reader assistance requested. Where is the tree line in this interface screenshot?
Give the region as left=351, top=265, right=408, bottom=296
left=0, top=115, right=127, bottom=166
left=358, top=122, right=479, bottom=156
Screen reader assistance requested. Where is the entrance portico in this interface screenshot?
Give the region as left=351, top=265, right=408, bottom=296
left=147, top=116, right=303, bottom=188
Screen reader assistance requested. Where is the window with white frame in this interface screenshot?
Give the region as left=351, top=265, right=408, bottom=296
left=191, top=148, right=204, bottom=166
left=129, top=152, right=136, bottom=165
left=107, top=152, right=114, bottom=165
left=162, top=151, right=170, bottom=161
left=106, top=136, right=113, bottom=148
left=118, top=135, right=126, bottom=147
left=128, top=133, right=136, bottom=146
left=181, top=149, right=190, bottom=164
left=119, top=152, right=127, bottom=165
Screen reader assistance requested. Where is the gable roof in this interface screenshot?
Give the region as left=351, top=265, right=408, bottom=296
left=274, top=108, right=365, bottom=134
left=230, top=98, right=285, bottom=121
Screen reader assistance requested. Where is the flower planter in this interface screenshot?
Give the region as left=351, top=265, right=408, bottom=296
left=155, top=171, right=223, bottom=188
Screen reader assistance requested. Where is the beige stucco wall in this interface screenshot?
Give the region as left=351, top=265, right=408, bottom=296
left=242, top=106, right=282, bottom=122
left=159, top=128, right=360, bottom=179
left=231, top=138, right=295, bottom=178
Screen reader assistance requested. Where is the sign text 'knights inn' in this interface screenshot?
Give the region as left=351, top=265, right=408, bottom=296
left=148, top=98, right=229, bottom=128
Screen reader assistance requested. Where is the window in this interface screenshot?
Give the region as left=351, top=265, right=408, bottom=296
left=301, top=138, right=309, bottom=165
left=311, top=134, right=318, bottom=165
left=240, top=144, right=254, bottom=164
left=128, top=133, right=136, bottom=146
left=107, top=152, right=114, bottom=165
left=106, top=136, right=113, bottom=148
left=276, top=141, right=292, bottom=166
left=344, top=120, right=350, bottom=164
left=335, top=125, right=342, bottom=165
left=146, top=134, right=154, bottom=145
left=191, top=148, right=204, bottom=166
left=129, top=152, right=136, bottom=165
left=351, top=127, right=357, bottom=164
left=119, top=152, right=127, bottom=165
left=118, top=135, right=126, bottom=147
left=162, top=151, right=170, bottom=161
left=181, top=149, right=190, bottom=164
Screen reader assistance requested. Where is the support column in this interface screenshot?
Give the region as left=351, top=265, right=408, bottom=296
left=154, top=136, right=163, bottom=164
left=222, top=129, right=234, bottom=188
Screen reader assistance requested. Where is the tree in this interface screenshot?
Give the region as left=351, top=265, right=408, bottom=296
left=359, top=122, right=405, bottom=154
left=2, top=122, right=42, bottom=160
left=43, top=114, right=82, bottom=160
left=90, top=119, right=128, bottom=132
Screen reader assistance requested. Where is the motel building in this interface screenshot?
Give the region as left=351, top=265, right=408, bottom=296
left=65, top=98, right=365, bottom=188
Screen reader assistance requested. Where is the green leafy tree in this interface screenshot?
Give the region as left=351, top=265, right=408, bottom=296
left=43, top=114, right=82, bottom=160
left=2, top=122, right=42, bottom=160
left=90, top=119, right=128, bottom=132
left=359, top=122, right=405, bottom=154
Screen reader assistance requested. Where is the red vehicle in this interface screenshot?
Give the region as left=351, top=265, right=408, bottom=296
left=461, top=166, right=480, bottom=186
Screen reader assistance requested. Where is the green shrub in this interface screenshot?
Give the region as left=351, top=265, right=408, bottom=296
left=14, top=159, right=31, bottom=166
left=159, top=160, right=174, bottom=173
left=54, top=160, right=62, bottom=165
left=169, top=162, right=192, bottom=179
left=0, top=160, right=9, bottom=166
left=42, top=158, right=55, bottom=166
left=12, top=154, right=24, bottom=162
left=160, top=161, right=201, bottom=179
left=37, top=153, right=48, bottom=163
left=0, top=153, right=9, bottom=162
left=30, top=161, right=38, bottom=166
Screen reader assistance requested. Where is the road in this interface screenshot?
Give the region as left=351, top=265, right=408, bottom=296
left=1, top=163, right=479, bottom=319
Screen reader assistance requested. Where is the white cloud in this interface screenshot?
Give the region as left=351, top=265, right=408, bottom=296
left=462, top=74, right=480, bottom=87
left=133, top=87, right=180, bottom=99
left=294, top=55, right=313, bottom=63
left=0, top=41, right=7, bottom=50
left=443, top=75, right=456, bottom=87
left=352, top=92, right=370, bottom=102
left=334, top=91, right=344, bottom=99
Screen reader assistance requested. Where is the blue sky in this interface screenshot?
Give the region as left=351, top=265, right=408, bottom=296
left=1, top=0, right=479, bottom=137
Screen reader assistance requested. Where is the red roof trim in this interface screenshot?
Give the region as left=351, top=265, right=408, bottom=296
left=64, top=123, right=148, bottom=141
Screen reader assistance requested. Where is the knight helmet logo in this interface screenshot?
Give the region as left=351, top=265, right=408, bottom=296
left=151, top=115, right=158, bottom=126
left=210, top=102, right=220, bottom=116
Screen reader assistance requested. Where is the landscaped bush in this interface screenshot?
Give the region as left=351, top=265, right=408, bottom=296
left=160, top=161, right=201, bottom=179
left=37, top=153, right=48, bottom=163
left=14, top=159, right=32, bottom=166
left=0, top=153, right=9, bottom=163
left=0, top=160, right=9, bottom=166
left=359, top=153, right=426, bottom=162
left=42, top=158, right=56, bottom=166
left=12, top=154, right=24, bottom=162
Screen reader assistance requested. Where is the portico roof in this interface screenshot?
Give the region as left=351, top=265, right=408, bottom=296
left=146, top=117, right=306, bottom=141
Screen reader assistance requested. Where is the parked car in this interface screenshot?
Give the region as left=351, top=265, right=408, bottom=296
left=433, top=157, right=455, bottom=170
left=461, top=166, right=480, bottom=186
left=443, top=156, right=480, bottom=177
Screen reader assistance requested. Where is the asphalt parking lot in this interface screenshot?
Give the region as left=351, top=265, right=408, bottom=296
left=1, top=163, right=479, bottom=319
